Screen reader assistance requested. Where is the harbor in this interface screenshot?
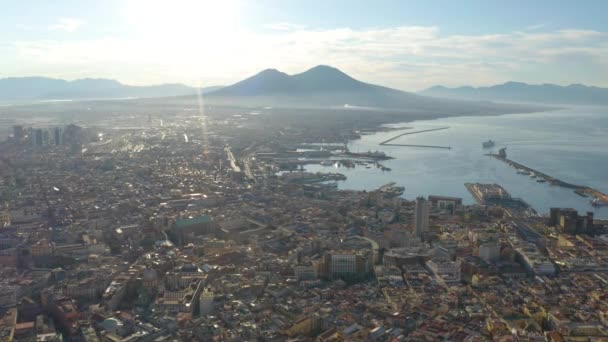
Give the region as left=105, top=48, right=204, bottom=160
left=488, top=150, right=608, bottom=207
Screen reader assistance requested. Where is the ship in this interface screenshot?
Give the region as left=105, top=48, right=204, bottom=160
left=482, top=140, right=495, bottom=148
left=345, top=150, right=393, bottom=160
left=591, top=197, right=608, bottom=207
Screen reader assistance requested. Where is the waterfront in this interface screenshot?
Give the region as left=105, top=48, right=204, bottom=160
left=304, top=106, right=608, bottom=218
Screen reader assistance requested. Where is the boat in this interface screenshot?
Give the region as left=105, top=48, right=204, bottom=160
left=591, top=197, right=608, bottom=207
left=517, top=170, right=531, bottom=175
left=536, top=179, right=546, bottom=183
left=482, top=140, right=495, bottom=148
left=529, top=173, right=537, bottom=178
left=320, top=160, right=334, bottom=166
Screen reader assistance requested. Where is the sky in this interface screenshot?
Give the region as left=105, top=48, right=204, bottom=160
left=1, top=0, right=607, bottom=91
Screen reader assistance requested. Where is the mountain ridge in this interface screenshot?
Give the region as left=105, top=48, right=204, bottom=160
left=0, top=76, right=221, bottom=101
left=204, top=65, right=543, bottom=115
left=420, top=82, right=608, bottom=105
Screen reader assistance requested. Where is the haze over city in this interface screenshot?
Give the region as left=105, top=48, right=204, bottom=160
left=1, top=1, right=607, bottom=342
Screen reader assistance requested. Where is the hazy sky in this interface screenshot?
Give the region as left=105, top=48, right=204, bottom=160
left=1, top=0, right=607, bottom=91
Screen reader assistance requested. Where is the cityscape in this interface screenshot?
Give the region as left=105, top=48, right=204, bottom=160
left=0, top=101, right=607, bottom=341
left=1, top=1, right=608, bottom=341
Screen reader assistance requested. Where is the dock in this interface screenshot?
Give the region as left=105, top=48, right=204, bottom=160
left=379, top=127, right=450, bottom=149
left=488, top=153, right=608, bottom=201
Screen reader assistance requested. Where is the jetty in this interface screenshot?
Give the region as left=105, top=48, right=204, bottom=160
left=488, top=152, right=608, bottom=202
left=379, top=127, right=451, bottom=149
left=381, top=144, right=451, bottom=149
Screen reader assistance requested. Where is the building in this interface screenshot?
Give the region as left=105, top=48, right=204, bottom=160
left=426, top=259, right=462, bottom=284
left=322, top=250, right=373, bottom=282
left=293, top=265, right=317, bottom=281
left=498, top=147, right=507, bottom=158
left=549, top=208, right=595, bottom=235
left=32, top=128, right=43, bottom=148
left=172, top=215, right=217, bottom=245
left=12, top=125, right=24, bottom=143
left=414, top=197, right=429, bottom=239
left=0, top=285, right=18, bottom=308
left=428, top=195, right=462, bottom=213
left=383, top=246, right=434, bottom=267
left=53, top=127, right=63, bottom=146
left=199, top=289, right=214, bottom=316
left=479, top=242, right=500, bottom=263
left=142, top=268, right=159, bottom=289
left=514, top=241, right=556, bottom=276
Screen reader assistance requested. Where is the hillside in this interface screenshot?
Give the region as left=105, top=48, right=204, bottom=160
left=0, top=77, right=221, bottom=101
left=204, top=65, right=547, bottom=114
left=420, top=82, right=608, bottom=105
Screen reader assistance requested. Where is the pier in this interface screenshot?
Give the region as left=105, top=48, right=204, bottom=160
left=488, top=153, right=608, bottom=202
left=380, top=143, right=451, bottom=149
left=379, top=127, right=451, bottom=149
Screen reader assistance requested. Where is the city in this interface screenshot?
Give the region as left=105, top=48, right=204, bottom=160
left=0, top=107, right=606, bottom=341
left=1, top=1, right=608, bottom=341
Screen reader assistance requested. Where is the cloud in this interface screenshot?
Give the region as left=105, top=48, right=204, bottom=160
left=264, top=22, right=307, bottom=31
left=7, top=25, right=608, bottom=90
left=48, top=18, right=84, bottom=32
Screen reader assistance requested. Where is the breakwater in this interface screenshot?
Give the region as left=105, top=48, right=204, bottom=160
left=379, top=127, right=451, bottom=149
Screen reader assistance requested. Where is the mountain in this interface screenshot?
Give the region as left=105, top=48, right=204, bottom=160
left=420, top=82, right=608, bottom=105
left=211, top=65, right=406, bottom=98
left=0, top=77, right=221, bottom=101
left=205, top=65, right=545, bottom=114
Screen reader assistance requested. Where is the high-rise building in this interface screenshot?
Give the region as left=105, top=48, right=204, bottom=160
left=12, top=125, right=24, bottom=143
left=414, top=197, right=429, bottom=239
left=54, top=127, right=63, bottom=146
left=199, top=289, right=214, bottom=316
left=479, top=242, right=500, bottom=263
left=549, top=208, right=595, bottom=235
left=32, top=129, right=43, bottom=148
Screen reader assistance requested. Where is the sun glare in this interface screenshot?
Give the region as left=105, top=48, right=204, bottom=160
left=124, top=0, right=239, bottom=39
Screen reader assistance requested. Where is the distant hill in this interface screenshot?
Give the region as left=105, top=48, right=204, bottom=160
left=420, top=82, right=608, bottom=105
left=204, top=65, right=547, bottom=114
left=0, top=77, right=221, bottom=101
left=211, top=65, right=377, bottom=96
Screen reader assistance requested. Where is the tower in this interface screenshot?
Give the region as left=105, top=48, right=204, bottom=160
left=414, top=197, right=429, bottom=239
left=199, top=288, right=214, bottom=316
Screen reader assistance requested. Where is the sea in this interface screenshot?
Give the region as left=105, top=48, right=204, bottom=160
left=303, top=106, right=608, bottom=218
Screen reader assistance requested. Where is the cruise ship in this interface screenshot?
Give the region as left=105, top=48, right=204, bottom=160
left=482, top=140, right=495, bottom=148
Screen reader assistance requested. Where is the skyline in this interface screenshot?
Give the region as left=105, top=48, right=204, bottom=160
left=1, top=0, right=608, bottom=91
